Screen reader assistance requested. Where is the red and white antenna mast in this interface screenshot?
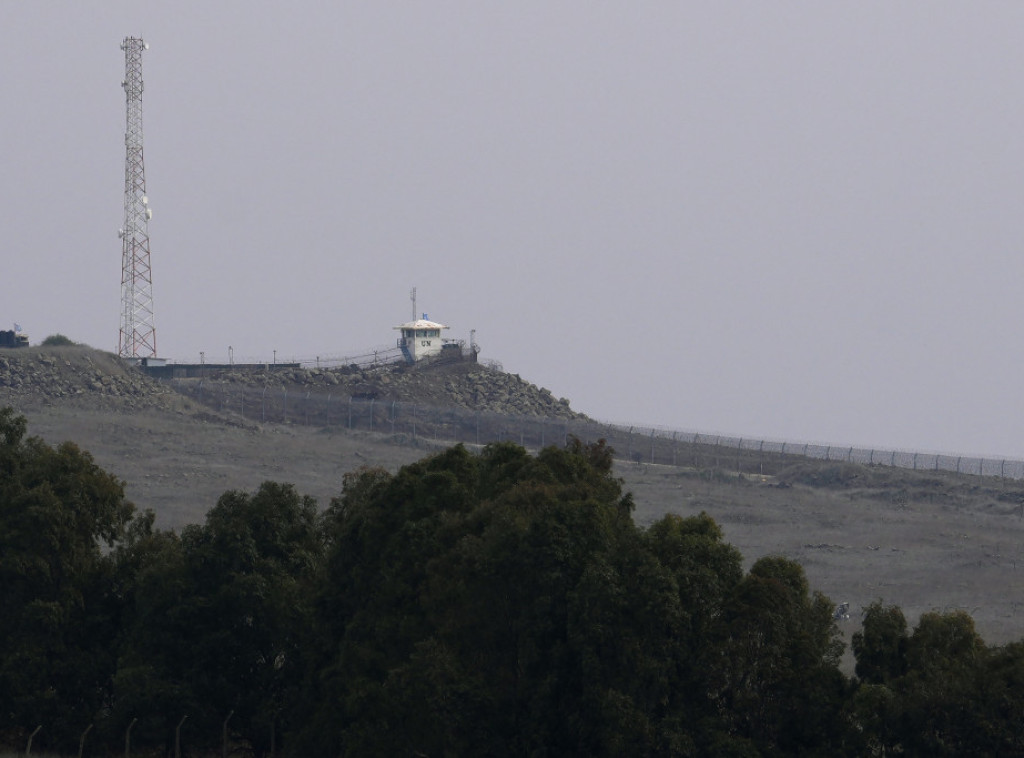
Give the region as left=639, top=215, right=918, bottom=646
left=118, top=36, right=157, bottom=359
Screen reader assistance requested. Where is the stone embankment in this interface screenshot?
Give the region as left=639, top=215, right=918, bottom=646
left=0, top=346, right=179, bottom=411
left=0, top=346, right=587, bottom=422
left=200, top=360, right=587, bottom=421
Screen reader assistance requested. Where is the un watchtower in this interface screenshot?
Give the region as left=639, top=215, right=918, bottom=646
left=395, top=315, right=450, bottom=364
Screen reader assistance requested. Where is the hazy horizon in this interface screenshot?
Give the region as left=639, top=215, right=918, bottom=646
left=4, top=4, right=1024, bottom=457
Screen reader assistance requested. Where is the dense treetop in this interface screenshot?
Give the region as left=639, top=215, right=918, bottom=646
left=1, top=406, right=1023, bottom=756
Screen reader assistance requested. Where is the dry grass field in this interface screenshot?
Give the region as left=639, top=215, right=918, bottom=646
left=626, top=461, right=1024, bottom=669
left=5, top=349, right=1024, bottom=673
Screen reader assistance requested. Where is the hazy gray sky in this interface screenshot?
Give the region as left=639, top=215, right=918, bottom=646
left=4, top=3, right=1024, bottom=457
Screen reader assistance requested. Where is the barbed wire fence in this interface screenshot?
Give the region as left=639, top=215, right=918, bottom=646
left=170, top=379, right=1024, bottom=481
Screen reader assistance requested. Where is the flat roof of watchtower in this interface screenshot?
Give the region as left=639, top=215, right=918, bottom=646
left=395, top=319, right=449, bottom=331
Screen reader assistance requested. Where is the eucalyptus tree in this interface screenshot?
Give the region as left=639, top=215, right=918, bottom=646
left=0, top=407, right=137, bottom=751
left=113, top=481, right=323, bottom=757
left=293, top=439, right=846, bottom=757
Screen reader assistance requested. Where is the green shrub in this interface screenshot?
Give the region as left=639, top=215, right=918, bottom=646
left=40, top=334, right=76, bottom=346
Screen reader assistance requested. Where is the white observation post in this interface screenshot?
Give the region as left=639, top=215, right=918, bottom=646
left=395, top=315, right=449, bottom=363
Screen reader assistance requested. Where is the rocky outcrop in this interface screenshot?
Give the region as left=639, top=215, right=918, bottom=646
left=0, top=347, right=587, bottom=421
left=197, top=360, right=587, bottom=421
left=0, top=347, right=180, bottom=411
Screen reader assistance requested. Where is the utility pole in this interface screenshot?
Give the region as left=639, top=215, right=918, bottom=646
left=118, top=37, right=157, bottom=359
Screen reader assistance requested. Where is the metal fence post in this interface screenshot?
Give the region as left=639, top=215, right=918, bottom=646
left=175, top=715, right=188, bottom=758
left=223, top=710, right=234, bottom=758
left=79, top=723, right=94, bottom=758
left=125, top=717, right=137, bottom=758
left=26, top=725, right=42, bottom=757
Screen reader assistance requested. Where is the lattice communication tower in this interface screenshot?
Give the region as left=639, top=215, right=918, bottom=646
left=118, top=36, right=157, bottom=359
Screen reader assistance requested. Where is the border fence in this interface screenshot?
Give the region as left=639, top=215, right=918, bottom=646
left=169, top=379, right=1024, bottom=481
left=163, top=340, right=481, bottom=375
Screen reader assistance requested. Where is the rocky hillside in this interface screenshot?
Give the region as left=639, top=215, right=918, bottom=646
left=0, top=346, right=181, bottom=411
left=0, top=346, right=587, bottom=421
left=191, top=359, right=587, bottom=420
left=6, top=347, right=1024, bottom=662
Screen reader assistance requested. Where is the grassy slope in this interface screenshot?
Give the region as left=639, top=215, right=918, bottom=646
left=3, top=346, right=1023, bottom=666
